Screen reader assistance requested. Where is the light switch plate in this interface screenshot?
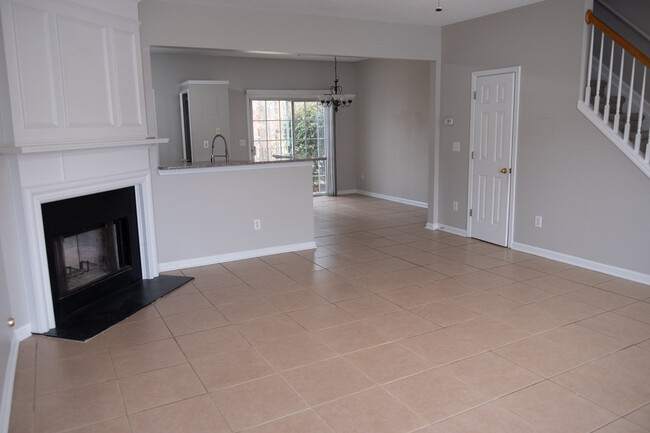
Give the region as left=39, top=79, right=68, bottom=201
left=452, top=141, right=460, bottom=152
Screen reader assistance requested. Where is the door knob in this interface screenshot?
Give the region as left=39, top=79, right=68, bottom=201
left=500, top=168, right=508, bottom=174
left=7, top=317, right=15, bottom=327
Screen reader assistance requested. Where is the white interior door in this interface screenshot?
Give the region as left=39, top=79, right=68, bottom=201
left=469, top=70, right=518, bottom=246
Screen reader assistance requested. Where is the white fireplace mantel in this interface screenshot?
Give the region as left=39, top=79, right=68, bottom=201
left=6, top=142, right=163, bottom=332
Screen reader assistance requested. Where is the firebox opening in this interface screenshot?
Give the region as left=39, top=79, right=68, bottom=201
left=56, top=219, right=129, bottom=297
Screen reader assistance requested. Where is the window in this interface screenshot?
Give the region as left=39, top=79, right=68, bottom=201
left=248, top=92, right=331, bottom=195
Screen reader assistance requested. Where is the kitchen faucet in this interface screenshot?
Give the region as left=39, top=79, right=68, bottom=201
left=210, top=134, right=229, bottom=162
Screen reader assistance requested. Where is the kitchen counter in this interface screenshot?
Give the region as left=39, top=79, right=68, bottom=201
left=158, top=157, right=325, bottom=174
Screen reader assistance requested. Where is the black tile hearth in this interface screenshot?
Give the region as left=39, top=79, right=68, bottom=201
left=39, top=275, right=193, bottom=341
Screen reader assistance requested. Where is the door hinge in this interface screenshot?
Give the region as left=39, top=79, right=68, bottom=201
left=471, top=151, right=474, bottom=159
left=473, top=91, right=477, bottom=100
left=469, top=209, right=473, bottom=217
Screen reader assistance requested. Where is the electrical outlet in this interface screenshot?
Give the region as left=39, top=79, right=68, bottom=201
left=535, top=216, right=542, bottom=228
left=452, top=201, right=458, bottom=211
left=253, top=219, right=261, bottom=230
left=360, top=173, right=365, bottom=180
left=203, top=140, right=209, bottom=149
left=216, top=127, right=221, bottom=135
left=239, top=139, right=246, bottom=147
left=452, top=141, right=460, bottom=152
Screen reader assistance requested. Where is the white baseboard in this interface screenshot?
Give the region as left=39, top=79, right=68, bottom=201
left=437, top=225, right=468, bottom=237
left=425, top=223, right=440, bottom=230
left=511, top=242, right=650, bottom=285
left=159, top=241, right=317, bottom=272
left=1, top=325, right=31, bottom=433
left=13, top=326, right=31, bottom=342
left=339, top=189, right=428, bottom=209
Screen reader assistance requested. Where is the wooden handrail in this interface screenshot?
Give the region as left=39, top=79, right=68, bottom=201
left=586, top=9, right=650, bottom=69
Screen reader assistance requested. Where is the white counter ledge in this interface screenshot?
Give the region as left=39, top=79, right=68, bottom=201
left=158, top=158, right=325, bottom=175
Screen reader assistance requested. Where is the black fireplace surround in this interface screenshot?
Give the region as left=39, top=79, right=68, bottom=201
left=40, top=187, right=192, bottom=341
left=42, top=187, right=142, bottom=322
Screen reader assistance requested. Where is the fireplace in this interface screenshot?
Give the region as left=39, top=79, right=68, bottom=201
left=42, top=187, right=142, bottom=322
left=29, top=177, right=193, bottom=341
left=3, top=141, right=193, bottom=340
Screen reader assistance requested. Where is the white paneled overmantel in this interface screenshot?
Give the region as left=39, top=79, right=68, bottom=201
left=0, top=0, right=148, bottom=148
left=6, top=143, right=162, bottom=332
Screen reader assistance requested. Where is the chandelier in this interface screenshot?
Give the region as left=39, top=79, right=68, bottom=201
left=319, top=57, right=354, bottom=112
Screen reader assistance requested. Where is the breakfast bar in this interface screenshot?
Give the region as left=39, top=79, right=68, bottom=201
left=152, top=159, right=318, bottom=271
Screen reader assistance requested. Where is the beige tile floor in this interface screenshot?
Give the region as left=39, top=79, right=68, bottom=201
left=9, top=194, right=650, bottom=433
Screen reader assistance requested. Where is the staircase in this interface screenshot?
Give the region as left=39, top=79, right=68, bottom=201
left=589, top=79, right=648, bottom=151
left=578, top=10, right=650, bottom=178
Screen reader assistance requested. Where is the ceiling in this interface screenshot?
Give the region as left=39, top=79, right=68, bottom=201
left=152, top=0, right=547, bottom=27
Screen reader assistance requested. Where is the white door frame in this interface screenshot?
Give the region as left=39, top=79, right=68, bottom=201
left=466, top=66, right=521, bottom=247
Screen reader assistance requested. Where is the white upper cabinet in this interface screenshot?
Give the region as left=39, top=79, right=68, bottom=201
left=0, top=0, right=147, bottom=146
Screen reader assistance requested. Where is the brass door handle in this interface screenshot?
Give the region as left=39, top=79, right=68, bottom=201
left=500, top=168, right=508, bottom=174
left=8, top=317, right=14, bottom=327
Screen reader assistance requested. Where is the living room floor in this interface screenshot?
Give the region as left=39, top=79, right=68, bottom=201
left=9, top=194, right=650, bottom=433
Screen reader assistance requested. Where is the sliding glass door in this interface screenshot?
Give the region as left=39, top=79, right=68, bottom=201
left=249, top=96, right=330, bottom=195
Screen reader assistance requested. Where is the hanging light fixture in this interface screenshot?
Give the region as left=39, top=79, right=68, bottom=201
left=436, top=0, right=442, bottom=12
left=319, top=57, right=354, bottom=112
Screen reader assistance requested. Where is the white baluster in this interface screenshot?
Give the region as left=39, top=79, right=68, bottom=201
left=604, top=39, right=614, bottom=122
left=614, top=50, right=625, bottom=133
left=623, top=59, right=635, bottom=143
left=585, top=26, right=595, bottom=104
left=594, top=32, right=605, bottom=114
left=635, top=68, right=646, bottom=153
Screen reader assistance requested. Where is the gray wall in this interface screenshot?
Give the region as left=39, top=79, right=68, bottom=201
left=182, top=81, right=230, bottom=163
left=0, top=156, right=30, bottom=426
left=0, top=14, right=13, bottom=146
left=151, top=54, right=358, bottom=191
left=0, top=233, right=12, bottom=425
left=438, top=0, right=650, bottom=274
left=355, top=59, right=431, bottom=203
left=139, top=1, right=441, bottom=61
left=0, top=159, right=28, bottom=335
